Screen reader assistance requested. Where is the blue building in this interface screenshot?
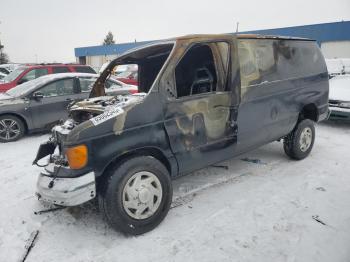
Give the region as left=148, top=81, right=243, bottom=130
left=75, top=21, right=350, bottom=69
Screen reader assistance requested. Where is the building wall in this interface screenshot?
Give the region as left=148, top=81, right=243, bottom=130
left=84, top=54, right=118, bottom=71
left=321, top=41, right=350, bottom=58
left=75, top=21, right=350, bottom=68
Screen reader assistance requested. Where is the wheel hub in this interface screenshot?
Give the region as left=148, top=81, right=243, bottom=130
left=299, top=127, right=312, bottom=152
left=138, top=187, right=151, bottom=203
left=122, top=171, right=163, bottom=220
left=0, top=119, right=21, bottom=140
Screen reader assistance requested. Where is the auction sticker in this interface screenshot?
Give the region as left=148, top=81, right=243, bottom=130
left=90, top=107, right=124, bottom=126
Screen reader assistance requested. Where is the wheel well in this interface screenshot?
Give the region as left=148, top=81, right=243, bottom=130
left=0, top=113, right=28, bottom=133
left=98, top=147, right=172, bottom=185
left=299, top=104, right=318, bottom=122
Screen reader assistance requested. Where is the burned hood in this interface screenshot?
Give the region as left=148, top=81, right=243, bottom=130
left=69, top=94, right=146, bottom=116
left=64, top=93, right=146, bottom=143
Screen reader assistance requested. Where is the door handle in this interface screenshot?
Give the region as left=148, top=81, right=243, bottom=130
left=66, top=98, right=73, bottom=102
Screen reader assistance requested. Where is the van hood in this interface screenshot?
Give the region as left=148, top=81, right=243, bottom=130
left=68, top=93, right=146, bottom=122
left=53, top=93, right=146, bottom=143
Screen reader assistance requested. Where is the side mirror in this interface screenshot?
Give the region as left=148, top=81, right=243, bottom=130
left=32, top=92, right=44, bottom=100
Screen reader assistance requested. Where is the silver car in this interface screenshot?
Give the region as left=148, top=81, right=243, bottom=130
left=0, top=73, right=138, bottom=142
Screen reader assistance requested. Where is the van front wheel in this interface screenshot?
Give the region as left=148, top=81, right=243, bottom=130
left=99, top=156, right=173, bottom=235
left=283, top=119, right=315, bottom=160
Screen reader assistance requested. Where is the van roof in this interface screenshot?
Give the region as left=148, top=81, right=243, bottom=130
left=237, top=34, right=314, bottom=41
left=174, top=34, right=315, bottom=42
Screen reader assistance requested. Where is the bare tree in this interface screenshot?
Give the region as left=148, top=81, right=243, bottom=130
left=0, top=40, right=9, bottom=64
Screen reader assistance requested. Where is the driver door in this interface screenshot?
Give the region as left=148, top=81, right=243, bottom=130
left=28, top=78, right=81, bottom=129
left=163, top=40, right=240, bottom=174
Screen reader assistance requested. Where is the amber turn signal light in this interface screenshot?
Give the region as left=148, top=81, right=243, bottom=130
left=65, top=145, right=88, bottom=170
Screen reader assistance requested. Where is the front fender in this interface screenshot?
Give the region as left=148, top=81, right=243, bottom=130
left=90, top=122, right=177, bottom=177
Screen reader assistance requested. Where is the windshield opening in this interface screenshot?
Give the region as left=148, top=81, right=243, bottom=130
left=90, top=43, right=174, bottom=97
left=2, top=67, right=26, bottom=83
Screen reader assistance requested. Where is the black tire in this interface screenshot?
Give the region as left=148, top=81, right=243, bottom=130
left=283, top=119, right=315, bottom=160
left=98, top=155, right=172, bottom=235
left=0, top=114, right=25, bottom=143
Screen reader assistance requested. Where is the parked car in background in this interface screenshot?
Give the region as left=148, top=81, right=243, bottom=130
left=328, top=74, right=350, bottom=120
left=0, top=63, right=20, bottom=73
left=0, top=64, right=96, bottom=93
left=0, top=73, right=137, bottom=142
left=326, top=58, right=350, bottom=77
left=0, top=72, right=7, bottom=81
left=0, top=67, right=10, bottom=75
left=115, top=66, right=138, bottom=86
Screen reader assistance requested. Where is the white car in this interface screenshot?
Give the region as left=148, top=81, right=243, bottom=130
left=328, top=74, right=350, bottom=120
left=0, top=72, right=7, bottom=81
left=0, top=63, right=20, bottom=73
left=326, top=58, right=350, bottom=76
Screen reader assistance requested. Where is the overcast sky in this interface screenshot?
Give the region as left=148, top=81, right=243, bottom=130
left=1, top=0, right=349, bottom=63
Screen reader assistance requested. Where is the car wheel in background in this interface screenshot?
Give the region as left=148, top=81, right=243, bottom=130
left=0, top=115, right=25, bottom=143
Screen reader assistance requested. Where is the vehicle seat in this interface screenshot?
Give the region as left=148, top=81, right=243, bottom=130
left=190, top=67, right=214, bottom=95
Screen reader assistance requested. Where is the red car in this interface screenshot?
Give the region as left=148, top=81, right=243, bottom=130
left=116, top=70, right=138, bottom=86
left=0, top=64, right=96, bottom=93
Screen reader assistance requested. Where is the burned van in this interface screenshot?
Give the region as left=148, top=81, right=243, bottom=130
left=34, top=34, right=329, bottom=235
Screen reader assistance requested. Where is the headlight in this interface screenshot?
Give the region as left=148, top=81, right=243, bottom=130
left=65, top=144, right=88, bottom=169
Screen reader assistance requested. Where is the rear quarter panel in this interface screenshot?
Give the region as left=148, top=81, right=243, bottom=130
left=236, top=39, right=328, bottom=151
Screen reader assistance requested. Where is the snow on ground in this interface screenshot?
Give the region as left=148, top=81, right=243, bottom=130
left=0, top=121, right=350, bottom=262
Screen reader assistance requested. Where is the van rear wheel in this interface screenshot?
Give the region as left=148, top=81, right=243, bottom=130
left=98, top=156, right=172, bottom=235
left=283, top=119, right=315, bottom=160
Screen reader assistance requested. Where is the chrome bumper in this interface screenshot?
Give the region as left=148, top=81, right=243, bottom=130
left=329, top=106, right=350, bottom=120
left=36, top=170, right=96, bottom=206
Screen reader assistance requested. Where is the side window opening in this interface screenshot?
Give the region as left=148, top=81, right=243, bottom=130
left=39, top=79, right=75, bottom=97
left=175, top=42, right=229, bottom=98
left=22, top=68, right=49, bottom=82
left=52, top=67, right=70, bottom=74
left=74, top=66, right=96, bottom=74
left=79, top=77, right=96, bottom=92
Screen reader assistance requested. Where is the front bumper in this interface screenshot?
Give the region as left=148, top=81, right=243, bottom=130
left=36, top=165, right=96, bottom=206
left=329, top=106, right=350, bottom=121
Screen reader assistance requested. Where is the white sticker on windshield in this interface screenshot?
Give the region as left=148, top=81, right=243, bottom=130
left=90, top=107, right=124, bottom=126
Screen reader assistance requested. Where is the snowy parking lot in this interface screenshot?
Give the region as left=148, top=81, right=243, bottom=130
left=0, top=121, right=350, bottom=262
